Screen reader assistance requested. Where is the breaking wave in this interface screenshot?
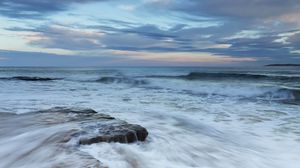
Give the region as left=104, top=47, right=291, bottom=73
left=148, top=72, right=300, bottom=81
left=185, top=87, right=300, bottom=103
left=96, top=77, right=148, bottom=85
left=148, top=79, right=300, bottom=103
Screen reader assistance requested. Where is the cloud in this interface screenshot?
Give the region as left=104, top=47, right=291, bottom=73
left=0, top=0, right=108, bottom=18
left=27, top=25, right=105, bottom=50
left=1, top=49, right=253, bottom=67
left=2, top=0, right=300, bottom=65
left=6, top=20, right=300, bottom=64
left=6, top=23, right=185, bottom=51
left=199, top=30, right=300, bottom=63
left=286, top=31, right=300, bottom=49
left=112, top=50, right=256, bottom=63
left=146, top=0, right=300, bottom=21
left=0, top=49, right=156, bottom=67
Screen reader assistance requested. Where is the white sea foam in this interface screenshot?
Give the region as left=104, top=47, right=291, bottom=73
left=0, top=67, right=300, bottom=168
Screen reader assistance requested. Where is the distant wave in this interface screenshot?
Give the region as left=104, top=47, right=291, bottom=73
left=148, top=72, right=300, bottom=81
left=96, top=77, right=148, bottom=85
left=0, top=76, right=62, bottom=81
left=148, top=81, right=300, bottom=103
left=181, top=87, right=300, bottom=103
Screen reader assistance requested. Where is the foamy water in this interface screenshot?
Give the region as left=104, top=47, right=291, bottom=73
left=0, top=67, right=300, bottom=168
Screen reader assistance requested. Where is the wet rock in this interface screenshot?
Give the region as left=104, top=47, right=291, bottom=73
left=12, top=76, right=59, bottom=81
left=0, top=76, right=61, bottom=81
left=0, top=107, right=148, bottom=168
left=35, top=107, right=148, bottom=144
left=3, top=107, right=148, bottom=144
left=79, top=122, right=148, bottom=145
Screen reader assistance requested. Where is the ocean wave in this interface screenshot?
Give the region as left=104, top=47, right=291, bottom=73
left=148, top=72, right=300, bottom=81
left=189, top=87, right=300, bottom=103
left=151, top=82, right=300, bottom=103
left=251, top=88, right=300, bottom=102
left=96, top=76, right=148, bottom=85
left=0, top=76, right=62, bottom=81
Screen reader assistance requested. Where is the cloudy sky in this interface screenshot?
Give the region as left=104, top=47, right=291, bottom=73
left=0, top=0, right=300, bottom=66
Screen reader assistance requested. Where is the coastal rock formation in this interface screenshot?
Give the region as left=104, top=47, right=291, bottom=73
left=79, top=122, right=148, bottom=145
left=36, top=107, right=149, bottom=144
left=0, top=107, right=148, bottom=168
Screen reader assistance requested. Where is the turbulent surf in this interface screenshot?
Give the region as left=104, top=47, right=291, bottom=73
left=0, top=67, right=300, bottom=168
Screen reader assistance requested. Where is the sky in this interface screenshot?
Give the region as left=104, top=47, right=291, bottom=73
left=0, top=0, right=300, bottom=66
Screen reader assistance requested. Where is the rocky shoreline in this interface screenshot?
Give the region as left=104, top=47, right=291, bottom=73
left=0, top=107, right=148, bottom=168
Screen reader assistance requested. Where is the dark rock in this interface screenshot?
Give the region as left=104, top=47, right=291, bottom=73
left=0, top=107, right=143, bottom=168
left=0, top=76, right=62, bottom=81
left=79, top=123, right=148, bottom=145
left=12, top=76, right=58, bottom=81
left=33, top=107, right=148, bottom=145
left=266, top=64, right=300, bottom=67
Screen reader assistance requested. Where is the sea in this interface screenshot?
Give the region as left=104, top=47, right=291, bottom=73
left=0, top=66, right=300, bottom=168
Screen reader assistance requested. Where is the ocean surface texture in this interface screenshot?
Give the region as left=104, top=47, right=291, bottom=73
left=0, top=67, right=300, bottom=168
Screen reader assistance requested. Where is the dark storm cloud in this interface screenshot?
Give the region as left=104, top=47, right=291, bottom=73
left=0, top=0, right=107, bottom=18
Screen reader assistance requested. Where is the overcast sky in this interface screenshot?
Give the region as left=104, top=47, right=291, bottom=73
left=0, top=0, right=300, bottom=66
